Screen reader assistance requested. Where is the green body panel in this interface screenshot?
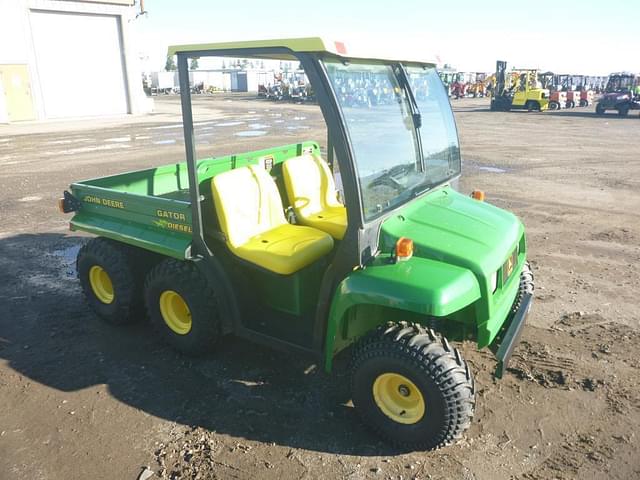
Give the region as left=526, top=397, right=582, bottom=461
left=324, top=186, right=527, bottom=371
left=69, top=141, right=320, bottom=259
left=324, top=253, right=481, bottom=370
left=245, top=259, right=326, bottom=316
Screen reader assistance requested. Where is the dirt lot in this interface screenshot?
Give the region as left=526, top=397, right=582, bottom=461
left=1, top=95, right=639, bottom=480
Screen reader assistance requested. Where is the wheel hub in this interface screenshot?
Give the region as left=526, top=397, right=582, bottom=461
left=372, top=373, right=425, bottom=425
left=89, top=265, right=114, bottom=304
left=398, top=384, right=410, bottom=397
left=159, top=290, right=192, bottom=335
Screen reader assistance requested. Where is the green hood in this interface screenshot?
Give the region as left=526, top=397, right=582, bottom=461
left=380, top=187, right=523, bottom=277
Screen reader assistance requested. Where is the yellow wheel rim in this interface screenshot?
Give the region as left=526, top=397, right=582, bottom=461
left=159, top=290, right=192, bottom=335
left=372, top=373, right=425, bottom=425
left=89, top=265, right=114, bottom=304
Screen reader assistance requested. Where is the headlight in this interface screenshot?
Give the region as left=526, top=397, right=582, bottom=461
left=490, top=271, right=498, bottom=293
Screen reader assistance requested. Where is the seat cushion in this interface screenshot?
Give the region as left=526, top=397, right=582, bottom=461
left=283, top=154, right=348, bottom=240
left=234, top=224, right=334, bottom=275
left=301, top=205, right=348, bottom=240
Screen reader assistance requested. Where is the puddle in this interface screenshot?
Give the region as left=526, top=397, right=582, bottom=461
left=105, top=136, right=131, bottom=143
left=135, top=135, right=152, bottom=140
left=235, top=130, right=267, bottom=137
left=216, top=121, right=244, bottom=127
left=248, top=110, right=256, bottom=114
left=50, top=244, right=82, bottom=279
left=286, top=125, right=310, bottom=130
left=147, top=124, right=182, bottom=130
left=273, top=119, right=285, bottom=123
left=248, top=123, right=270, bottom=129
left=154, top=139, right=177, bottom=145
left=18, top=196, right=42, bottom=202
left=478, top=166, right=507, bottom=173
left=57, top=144, right=130, bottom=155
left=0, top=138, right=11, bottom=143
left=293, top=116, right=307, bottom=121
left=45, top=138, right=92, bottom=145
left=269, top=113, right=282, bottom=117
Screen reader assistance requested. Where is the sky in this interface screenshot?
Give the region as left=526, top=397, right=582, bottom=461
left=132, top=0, right=639, bottom=76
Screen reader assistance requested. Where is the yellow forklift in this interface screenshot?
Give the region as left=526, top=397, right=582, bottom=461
left=490, top=61, right=550, bottom=112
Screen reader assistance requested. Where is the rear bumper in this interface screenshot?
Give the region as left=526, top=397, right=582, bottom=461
left=493, top=292, right=533, bottom=378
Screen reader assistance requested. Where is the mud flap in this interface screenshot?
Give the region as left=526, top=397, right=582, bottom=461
left=493, top=292, right=533, bottom=379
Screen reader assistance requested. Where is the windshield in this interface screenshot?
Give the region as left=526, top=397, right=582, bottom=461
left=324, top=59, right=460, bottom=221
left=606, top=75, right=634, bottom=92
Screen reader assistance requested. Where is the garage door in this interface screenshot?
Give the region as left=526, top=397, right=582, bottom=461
left=30, top=10, right=129, bottom=118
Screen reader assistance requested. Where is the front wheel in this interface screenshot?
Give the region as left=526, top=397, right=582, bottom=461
left=548, top=101, right=559, bottom=110
left=617, top=105, right=630, bottom=117
left=351, top=322, right=475, bottom=451
left=579, top=99, right=588, bottom=107
left=595, top=103, right=606, bottom=115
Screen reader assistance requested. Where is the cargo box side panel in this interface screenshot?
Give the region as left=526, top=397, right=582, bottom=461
left=69, top=184, right=193, bottom=260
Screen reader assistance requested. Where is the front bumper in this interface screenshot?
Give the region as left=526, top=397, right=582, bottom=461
left=493, top=292, right=533, bottom=378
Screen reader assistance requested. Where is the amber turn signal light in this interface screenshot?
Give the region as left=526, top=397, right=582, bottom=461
left=395, top=237, right=414, bottom=261
left=471, top=190, right=485, bottom=201
left=57, top=198, right=66, bottom=213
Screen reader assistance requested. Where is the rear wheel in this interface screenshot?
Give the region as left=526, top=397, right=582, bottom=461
left=579, top=99, right=588, bottom=107
left=351, top=322, right=475, bottom=451
left=144, top=259, right=220, bottom=355
left=526, top=101, right=539, bottom=112
left=548, top=101, right=559, bottom=110
left=77, top=238, right=142, bottom=324
left=617, top=105, right=630, bottom=117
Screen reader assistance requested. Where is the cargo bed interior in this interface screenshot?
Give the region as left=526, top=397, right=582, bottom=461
left=79, top=141, right=322, bottom=205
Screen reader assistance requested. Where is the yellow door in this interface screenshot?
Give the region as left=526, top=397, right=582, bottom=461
left=0, top=65, right=36, bottom=122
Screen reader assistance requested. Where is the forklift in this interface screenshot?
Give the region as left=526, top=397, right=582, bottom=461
left=573, top=75, right=595, bottom=106
left=490, top=61, right=549, bottom=111
left=538, top=72, right=567, bottom=110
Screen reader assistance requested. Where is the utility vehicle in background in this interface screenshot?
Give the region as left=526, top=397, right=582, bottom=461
left=490, top=60, right=549, bottom=111
left=595, top=73, right=640, bottom=116
left=60, top=38, right=533, bottom=451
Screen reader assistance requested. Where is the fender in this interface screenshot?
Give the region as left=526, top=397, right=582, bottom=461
left=323, top=255, right=481, bottom=371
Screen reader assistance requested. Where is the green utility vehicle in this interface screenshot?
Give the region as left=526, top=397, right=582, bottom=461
left=60, top=38, right=533, bottom=451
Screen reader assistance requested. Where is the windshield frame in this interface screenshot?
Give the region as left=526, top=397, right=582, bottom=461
left=321, top=57, right=462, bottom=224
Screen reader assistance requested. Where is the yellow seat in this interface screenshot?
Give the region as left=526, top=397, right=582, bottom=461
left=282, top=154, right=348, bottom=240
left=211, top=165, right=333, bottom=275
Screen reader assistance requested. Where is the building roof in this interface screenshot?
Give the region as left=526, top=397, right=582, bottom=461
left=167, top=37, right=436, bottom=67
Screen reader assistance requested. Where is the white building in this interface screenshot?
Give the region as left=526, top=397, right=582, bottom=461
left=0, top=0, right=151, bottom=123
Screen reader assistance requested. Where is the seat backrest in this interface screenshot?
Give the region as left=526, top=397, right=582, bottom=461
left=211, top=165, right=286, bottom=248
left=282, top=154, right=342, bottom=218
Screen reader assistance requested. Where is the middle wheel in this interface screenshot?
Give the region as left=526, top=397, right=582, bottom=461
left=144, top=259, right=221, bottom=355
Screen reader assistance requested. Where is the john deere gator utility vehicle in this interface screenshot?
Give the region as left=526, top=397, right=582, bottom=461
left=490, top=60, right=549, bottom=111
left=59, top=38, right=533, bottom=451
